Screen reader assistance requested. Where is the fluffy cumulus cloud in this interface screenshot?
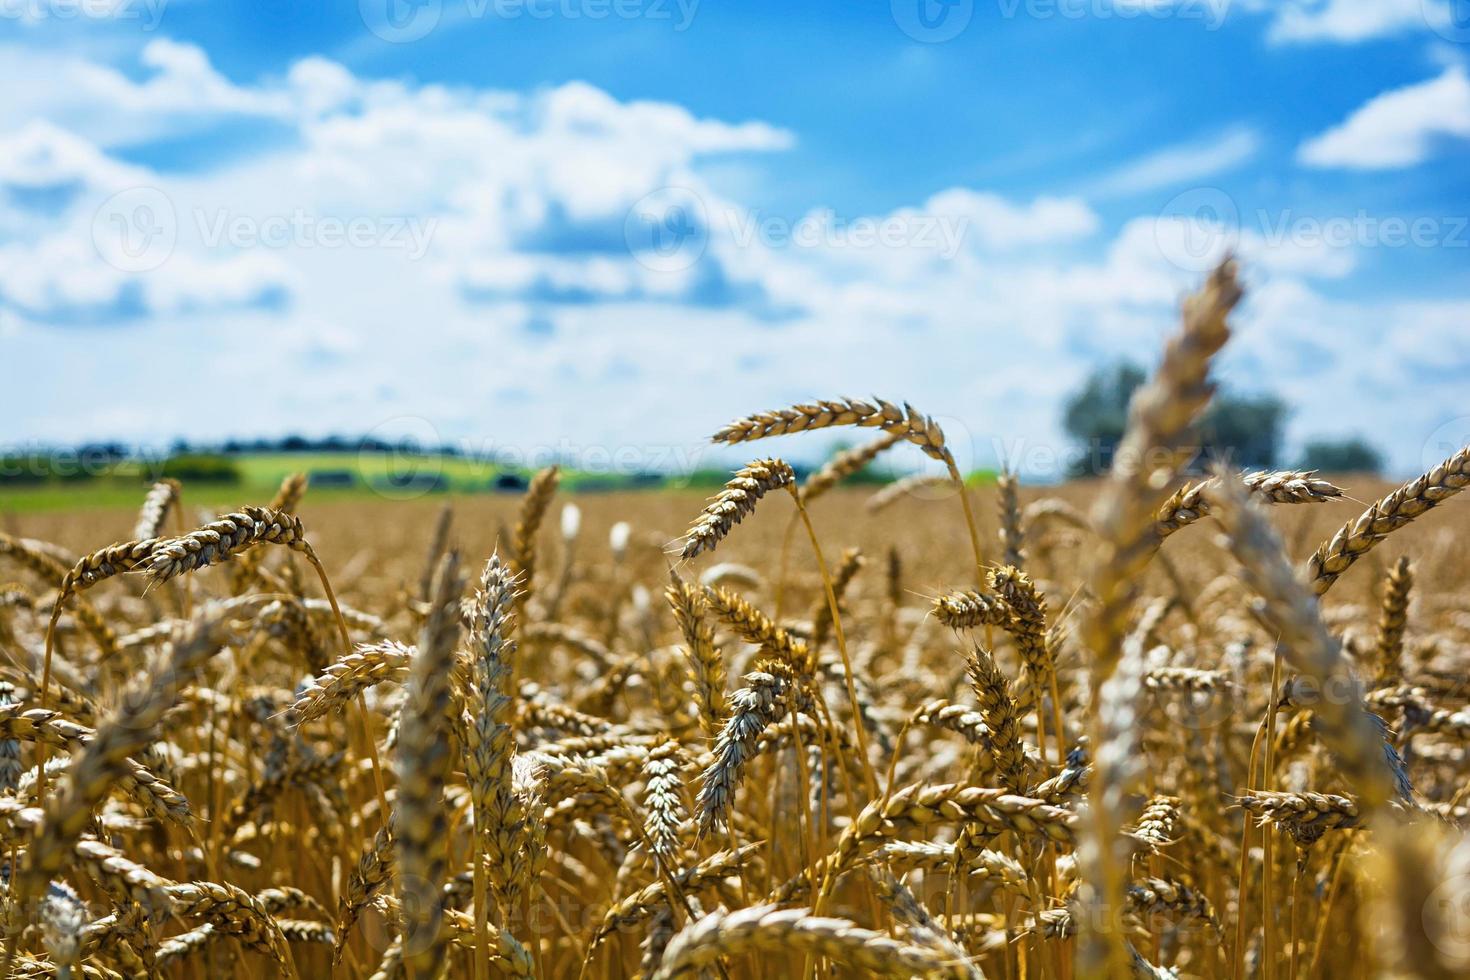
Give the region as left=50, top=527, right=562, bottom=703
left=1298, top=66, right=1470, bottom=169
left=1121, top=0, right=1454, bottom=43
left=1262, top=0, right=1449, bottom=44
left=0, top=38, right=1461, bottom=476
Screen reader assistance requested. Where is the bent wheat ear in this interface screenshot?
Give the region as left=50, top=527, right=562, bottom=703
left=1155, top=470, right=1344, bottom=539
left=712, top=396, right=949, bottom=461
left=166, top=881, right=294, bottom=967
left=710, top=397, right=986, bottom=575
left=680, top=459, right=795, bottom=560
left=1308, top=445, right=1470, bottom=595
left=142, top=507, right=310, bottom=583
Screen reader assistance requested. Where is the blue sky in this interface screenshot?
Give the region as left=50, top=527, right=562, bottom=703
left=1, top=0, right=1468, bottom=479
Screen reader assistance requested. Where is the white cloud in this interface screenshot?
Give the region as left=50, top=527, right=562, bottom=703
left=1199, top=0, right=1452, bottom=44
left=1299, top=66, right=1470, bottom=169
left=1131, top=0, right=1453, bottom=44
left=920, top=191, right=1100, bottom=249
left=0, top=39, right=290, bottom=148
left=1089, top=127, right=1260, bottom=197
left=1267, top=0, right=1444, bottom=43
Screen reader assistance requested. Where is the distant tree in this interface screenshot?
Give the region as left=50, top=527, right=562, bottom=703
left=1061, top=362, right=1146, bottom=477
left=1200, top=393, right=1287, bottom=470
left=1063, top=363, right=1288, bottom=476
left=161, top=454, right=241, bottom=483
left=1298, top=437, right=1384, bottom=475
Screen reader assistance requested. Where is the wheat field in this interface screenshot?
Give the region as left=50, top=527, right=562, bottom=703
left=1, top=260, right=1468, bottom=979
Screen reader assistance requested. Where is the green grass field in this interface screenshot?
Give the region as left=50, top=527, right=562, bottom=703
left=0, top=450, right=997, bottom=514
